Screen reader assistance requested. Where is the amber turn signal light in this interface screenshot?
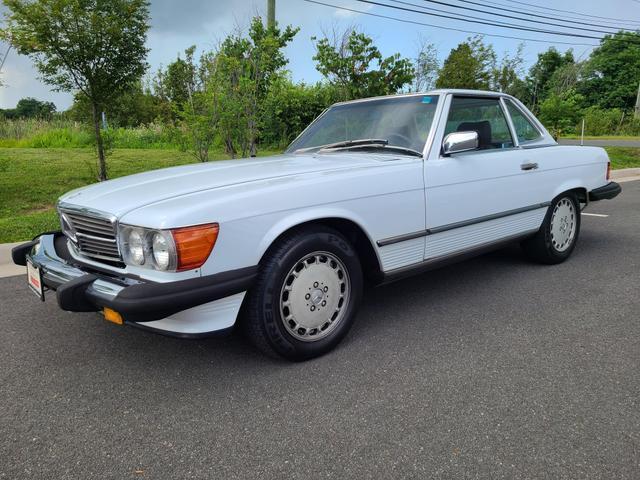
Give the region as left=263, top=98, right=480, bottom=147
left=172, top=223, right=219, bottom=271
left=103, top=308, right=123, bottom=325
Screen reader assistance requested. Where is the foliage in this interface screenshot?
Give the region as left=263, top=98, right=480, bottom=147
left=69, top=82, right=170, bottom=128
left=579, top=31, right=640, bottom=110
left=0, top=97, right=56, bottom=119
left=538, top=90, right=584, bottom=138
left=413, top=38, right=439, bottom=92
left=159, top=18, right=299, bottom=161
left=313, top=29, right=414, bottom=101
left=436, top=36, right=496, bottom=90
left=493, top=44, right=527, bottom=97
left=526, top=48, right=575, bottom=110
left=2, top=0, right=150, bottom=180
left=0, top=118, right=182, bottom=149
left=260, top=76, right=338, bottom=147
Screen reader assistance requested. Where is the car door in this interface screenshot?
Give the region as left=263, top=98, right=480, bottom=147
left=422, top=94, right=549, bottom=261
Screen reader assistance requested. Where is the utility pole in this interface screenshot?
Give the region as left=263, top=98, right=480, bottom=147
left=635, top=80, right=640, bottom=119
left=0, top=45, right=11, bottom=73
left=267, top=0, right=276, bottom=28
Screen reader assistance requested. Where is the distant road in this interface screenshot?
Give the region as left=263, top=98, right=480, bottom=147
left=558, top=138, right=640, bottom=147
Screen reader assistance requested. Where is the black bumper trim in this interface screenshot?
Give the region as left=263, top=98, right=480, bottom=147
left=104, top=266, right=257, bottom=322
left=19, top=232, right=257, bottom=323
left=12, top=240, right=38, bottom=266
left=589, top=182, right=621, bottom=201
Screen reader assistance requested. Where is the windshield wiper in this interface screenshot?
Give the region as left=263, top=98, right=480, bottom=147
left=294, top=138, right=388, bottom=153
left=321, top=143, right=424, bottom=158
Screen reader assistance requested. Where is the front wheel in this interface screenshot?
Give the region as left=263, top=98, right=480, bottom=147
left=243, top=226, right=363, bottom=361
left=522, top=192, right=581, bottom=264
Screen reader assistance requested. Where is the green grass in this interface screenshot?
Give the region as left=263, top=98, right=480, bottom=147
left=0, top=147, right=280, bottom=243
left=604, top=147, right=640, bottom=169
left=561, top=135, right=640, bottom=141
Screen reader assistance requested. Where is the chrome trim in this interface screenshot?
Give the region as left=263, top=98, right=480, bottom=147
left=376, top=202, right=550, bottom=247
left=382, top=230, right=538, bottom=280
left=500, top=96, right=520, bottom=148
left=442, top=131, right=479, bottom=155
left=57, top=202, right=122, bottom=263
left=26, top=234, right=128, bottom=302
left=57, top=201, right=118, bottom=223
left=76, top=232, right=117, bottom=243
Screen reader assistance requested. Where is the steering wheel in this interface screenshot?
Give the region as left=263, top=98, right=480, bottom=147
left=386, top=132, right=413, bottom=148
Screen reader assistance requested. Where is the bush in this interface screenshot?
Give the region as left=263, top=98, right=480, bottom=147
left=580, top=107, right=625, bottom=136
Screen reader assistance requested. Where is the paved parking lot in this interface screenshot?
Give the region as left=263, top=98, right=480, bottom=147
left=1, top=182, right=639, bottom=479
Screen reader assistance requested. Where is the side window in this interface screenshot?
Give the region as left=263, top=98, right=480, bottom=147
left=444, top=96, right=514, bottom=150
left=506, top=100, right=542, bottom=143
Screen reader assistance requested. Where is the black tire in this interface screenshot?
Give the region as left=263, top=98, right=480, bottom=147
left=243, top=225, right=363, bottom=361
left=522, top=192, right=581, bottom=264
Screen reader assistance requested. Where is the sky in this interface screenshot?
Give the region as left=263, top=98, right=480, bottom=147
left=1, top=0, right=638, bottom=110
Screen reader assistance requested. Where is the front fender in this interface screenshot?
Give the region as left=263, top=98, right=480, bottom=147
left=256, top=207, right=381, bottom=264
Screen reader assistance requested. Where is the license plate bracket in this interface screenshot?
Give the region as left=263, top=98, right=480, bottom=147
left=26, top=259, right=45, bottom=301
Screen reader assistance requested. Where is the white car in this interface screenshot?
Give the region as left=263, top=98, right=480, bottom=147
left=13, top=89, right=621, bottom=360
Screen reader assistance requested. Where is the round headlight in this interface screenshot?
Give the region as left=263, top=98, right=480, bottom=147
left=128, top=229, right=145, bottom=265
left=151, top=232, right=171, bottom=270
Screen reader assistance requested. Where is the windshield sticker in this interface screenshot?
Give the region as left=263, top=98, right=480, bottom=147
left=422, top=96, right=433, bottom=104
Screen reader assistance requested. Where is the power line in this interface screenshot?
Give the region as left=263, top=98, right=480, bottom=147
left=477, top=0, right=640, bottom=27
left=388, top=0, right=619, bottom=38
left=303, top=0, right=599, bottom=46
left=393, top=0, right=628, bottom=37
left=420, top=0, right=631, bottom=33
left=356, top=0, right=626, bottom=41
left=499, top=0, right=640, bottom=25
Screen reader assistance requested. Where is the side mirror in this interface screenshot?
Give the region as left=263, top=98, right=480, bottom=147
left=442, top=131, right=479, bottom=156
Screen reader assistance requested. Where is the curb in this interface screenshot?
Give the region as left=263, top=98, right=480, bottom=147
left=0, top=242, right=25, bottom=279
left=610, top=167, right=640, bottom=183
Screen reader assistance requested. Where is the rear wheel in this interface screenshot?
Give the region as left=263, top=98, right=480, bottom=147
left=522, top=192, right=581, bottom=264
left=243, top=226, right=363, bottom=361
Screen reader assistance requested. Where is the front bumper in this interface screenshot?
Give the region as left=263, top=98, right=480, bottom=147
left=12, top=233, right=257, bottom=329
left=589, top=182, right=622, bottom=201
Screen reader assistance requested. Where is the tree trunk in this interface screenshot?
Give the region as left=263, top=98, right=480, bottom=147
left=91, top=103, right=107, bottom=181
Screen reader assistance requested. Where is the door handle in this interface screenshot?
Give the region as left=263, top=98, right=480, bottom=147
left=521, top=162, right=538, bottom=171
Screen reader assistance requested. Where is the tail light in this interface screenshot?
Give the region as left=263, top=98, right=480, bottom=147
left=606, top=161, right=611, bottom=181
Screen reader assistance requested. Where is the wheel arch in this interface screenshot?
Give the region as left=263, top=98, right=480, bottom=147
left=552, top=182, right=588, bottom=204
left=257, top=213, right=383, bottom=283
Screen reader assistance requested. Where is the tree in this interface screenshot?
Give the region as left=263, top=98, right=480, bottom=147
left=69, top=82, right=167, bottom=127
left=2, top=0, right=150, bottom=180
left=538, top=89, right=584, bottom=138
left=15, top=97, right=56, bottom=118
left=493, top=44, right=527, bottom=97
left=313, top=29, right=414, bottom=100
left=413, top=38, right=439, bottom=92
left=0, top=97, right=56, bottom=118
left=436, top=36, right=495, bottom=90
left=527, top=47, right=575, bottom=110
left=162, top=18, right=299, bottom=161
left=579, top=31, right=640, bottom=110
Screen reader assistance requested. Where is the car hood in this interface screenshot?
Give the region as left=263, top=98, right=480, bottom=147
left=58, top=152, right=404, bottom=217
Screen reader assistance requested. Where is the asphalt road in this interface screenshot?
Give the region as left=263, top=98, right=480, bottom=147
left=2, top=183, right=639, bottom=480
left=558, top=138, right=640, bottom=147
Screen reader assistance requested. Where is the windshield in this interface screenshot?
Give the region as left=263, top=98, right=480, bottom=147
left=286, top=95, right=440, bottom=154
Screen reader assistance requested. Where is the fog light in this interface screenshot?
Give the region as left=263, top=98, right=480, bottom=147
left=103, top=308, right=123, bottom=325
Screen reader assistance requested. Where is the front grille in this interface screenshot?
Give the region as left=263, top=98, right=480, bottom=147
left=59, top=208, right=122, bottom=264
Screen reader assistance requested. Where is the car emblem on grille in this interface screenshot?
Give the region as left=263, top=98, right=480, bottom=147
left=60, top=212, right=77, bottom=243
